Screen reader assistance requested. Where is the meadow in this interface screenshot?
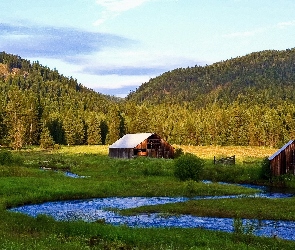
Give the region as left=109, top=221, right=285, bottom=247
left=1, top=145, right=295, bottom=249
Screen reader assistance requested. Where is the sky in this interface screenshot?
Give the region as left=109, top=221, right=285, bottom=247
left=1, top=0, right=295, bottom=97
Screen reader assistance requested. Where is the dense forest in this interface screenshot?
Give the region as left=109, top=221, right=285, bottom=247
left=125, top=48, right=295, bottom=147
left=1, top=49, right=295, bottom=149
left=0, top=52, right=125, bottom=149
left=127, top=49, right=295, bottom=107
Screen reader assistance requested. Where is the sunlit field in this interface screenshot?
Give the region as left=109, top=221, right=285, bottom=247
left=179, top=145, right=277, bottom=161
left=57, top=145, right=110, bottom=155
left=22, top=144, right=278, bottom=158
left=1, top=144, right=295, bottom=249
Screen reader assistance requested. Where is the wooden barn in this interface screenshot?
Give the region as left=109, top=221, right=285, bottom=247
left=109, top=133, right=174, bottom=159
left=268, top=140, right=295, bottom=176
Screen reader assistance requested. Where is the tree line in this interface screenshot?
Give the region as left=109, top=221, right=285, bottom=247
left=0, top=52, right=124, bottom=149
left=121, top=101, right=295, bottom=147
left=1, top=49, right=295, bottom=149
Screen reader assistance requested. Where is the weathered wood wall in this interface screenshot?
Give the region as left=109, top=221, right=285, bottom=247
left=109, top=148, right=134, bottom=159
left=134, top=135, right=174, bottom=159
left=109, top=134, right=174, bottom=159
left=269, top=140, right=295, bottom=176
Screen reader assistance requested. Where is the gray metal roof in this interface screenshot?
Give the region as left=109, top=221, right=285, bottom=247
left=109, top=133, right=154, bottom=149
left=268, top=140, right=294, bottom=160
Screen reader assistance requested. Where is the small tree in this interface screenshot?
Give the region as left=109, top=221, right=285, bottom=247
left=40, top=126, right=55, bottom=149
left=260, top=157, right=271, bottom=180
left=174, top=147, right=184, bottom=158
left=0, top=150, right=13, bottom=165
left=174, top=153, right=204, bottom=181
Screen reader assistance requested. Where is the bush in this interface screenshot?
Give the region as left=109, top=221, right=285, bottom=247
left=40, top=127, right=55, bottom=149
left=184, top=180, right=199, bottom=197
left=260, top=157, right=271, bottom=180
left=174, top=153, right=204, bottom=181
left=0, top=150, right=13, bottom=165
left=174, top=147, right=184, bottom=158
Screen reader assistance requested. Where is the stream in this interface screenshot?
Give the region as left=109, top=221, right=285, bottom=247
left=9, top=181, right=295, bottom=241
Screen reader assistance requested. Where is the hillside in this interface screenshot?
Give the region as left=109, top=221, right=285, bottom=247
left=2, top=49, right=295, bottom=148
left=0, top=52, right=123, bottom=149
left=127, top=48, right=295, bottom=107
left=122, top=48, right=295, bottom=147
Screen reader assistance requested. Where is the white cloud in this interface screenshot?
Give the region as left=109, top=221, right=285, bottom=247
left=94, top=0, right=151, bottom=25
left=78, top=48, right=199, bottom=77
left=96, top=0, right=150, bottom=12
left=223, top=29, right=262, bottom=38
left=224, top=20, right=295, bottom=40
left=277, top=20, right=295, bottom=29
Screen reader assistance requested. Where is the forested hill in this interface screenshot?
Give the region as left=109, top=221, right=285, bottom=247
left=2, top=49, right=295, bottom=149
left=126, top=48, right=295, bottom=107
left=122, top=48, right=295, bottom=147
left=0, top=52, right=124, bottom=149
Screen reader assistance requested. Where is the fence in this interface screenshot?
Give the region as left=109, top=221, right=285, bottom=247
left=213, top=155, right=235, bottom=165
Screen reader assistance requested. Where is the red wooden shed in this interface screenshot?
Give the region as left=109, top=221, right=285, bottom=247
left=268, top=140, right=295, bottom=176
left=109, top=133, right=174, bottom=159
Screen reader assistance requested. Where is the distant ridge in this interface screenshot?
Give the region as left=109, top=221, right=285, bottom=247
left=127, top=48, right=295, bottom=108
left=2, top=49, right=295, bottom=148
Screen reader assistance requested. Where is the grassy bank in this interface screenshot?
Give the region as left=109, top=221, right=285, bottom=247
left=2, top=212, right=294, bottom=249
left=121, top=196, right=295, bottom=221
left=1, top=145, right=295, bottom=249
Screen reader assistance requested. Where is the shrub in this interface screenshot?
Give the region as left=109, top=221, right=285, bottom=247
left=174, top=153, right=204, bottom=181
left=40, top=127, right=55, bottom=149
left=260, top=157, right=271, bottom=180
left=184, top=180, right=199, bottom=197
left=174, top=147, right=184, bottom=158
left=0, top=150, right=13, bottom=165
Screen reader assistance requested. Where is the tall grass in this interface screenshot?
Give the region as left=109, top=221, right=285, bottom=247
left=121, top=196, right=295, bottom=221
left=1, top=211, right=294, bottom=249
left=179, top=145, right=277, bottom=159
left=1, top=145, right=295, bottom=249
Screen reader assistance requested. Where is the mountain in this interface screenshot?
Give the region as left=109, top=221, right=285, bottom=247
left=123, top=48, right=295, bottom=147
left=0, top=52, right=123, bottom=149
left=127, top=48, right=295, bottom=108
left=2, top=49, right=295, bottom=149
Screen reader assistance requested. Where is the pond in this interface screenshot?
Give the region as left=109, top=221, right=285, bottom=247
left=9, top=182, right=295, bottom=241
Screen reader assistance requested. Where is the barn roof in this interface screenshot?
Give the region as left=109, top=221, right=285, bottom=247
left=109, top=133, right=154, bottom=149
left=268, top=140, right=294, bottom=160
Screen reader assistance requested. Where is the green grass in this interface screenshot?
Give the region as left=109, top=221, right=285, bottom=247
left=1, top=213, right=294, bottom=249
left=0, top=145, right=295, bottom=249
left=120, top=197, right=295, bottom=221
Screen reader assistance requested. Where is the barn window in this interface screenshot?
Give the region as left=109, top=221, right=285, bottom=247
left=147, top=139, right=161, bottom=149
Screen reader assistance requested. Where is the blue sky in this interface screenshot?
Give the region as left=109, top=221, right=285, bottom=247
left=1, top=0, right=295, bottom=97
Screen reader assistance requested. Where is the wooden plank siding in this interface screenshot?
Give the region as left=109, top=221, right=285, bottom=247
left=109, top=148, right=134, bottom=159
left=268, top=140, right=295, bottom=176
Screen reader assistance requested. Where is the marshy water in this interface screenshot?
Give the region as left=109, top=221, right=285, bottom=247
left=9, top=178, right=295, bottom=241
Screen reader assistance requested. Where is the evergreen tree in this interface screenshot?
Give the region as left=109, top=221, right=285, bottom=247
left=63, top=109, right=85, bottom=145
left=85, top=112, right=102, bottom=145
left=4, top=87, right=28, bottom=149
left=106, top=105, right=121, bottom=144
left=40, top=126, right=55, bottom=149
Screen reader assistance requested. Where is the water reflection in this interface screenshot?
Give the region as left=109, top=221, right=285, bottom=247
left=9, top=185, right=295, bottom=241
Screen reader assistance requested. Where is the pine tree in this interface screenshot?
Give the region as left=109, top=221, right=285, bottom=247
left=4, top=87, right=28, bottom=149
left=40, top=126, right=55, bottom=149
left=63, top=109, right=85, bottom=145
left=85, top=112, right=102, bottom=145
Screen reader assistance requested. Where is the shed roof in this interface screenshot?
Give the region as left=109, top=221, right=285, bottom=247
left=109, top=133, right=154, bottom=149
left=268, top=140, right=294, bottom=160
